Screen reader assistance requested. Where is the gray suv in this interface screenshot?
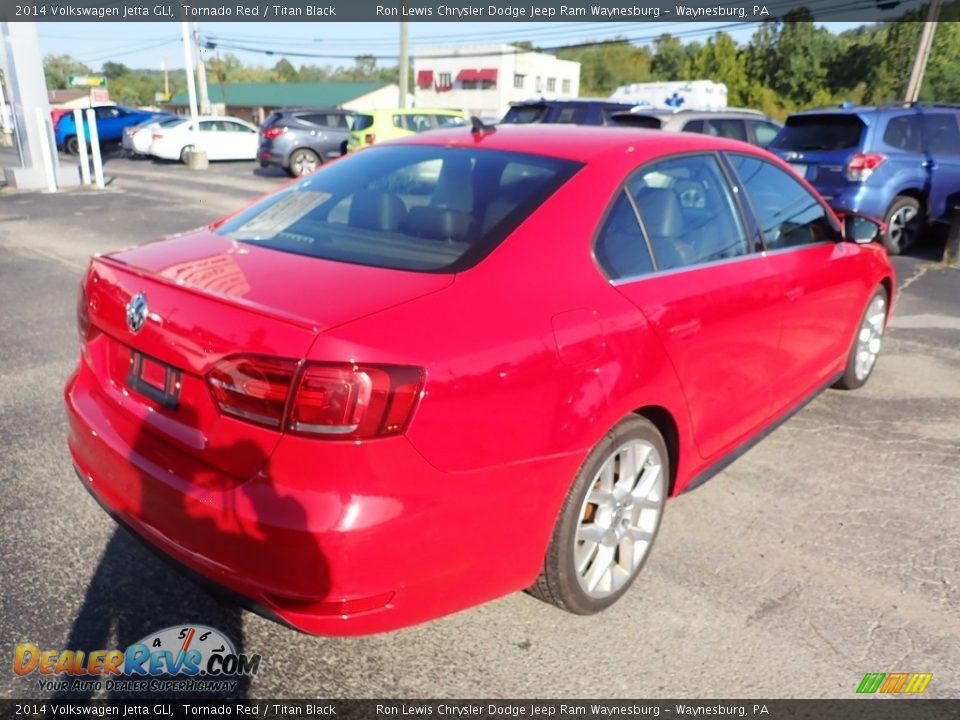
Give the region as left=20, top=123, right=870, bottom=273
left=610, top=109, right=782, bottom=148
left=258, top=108, right=355, bottom=177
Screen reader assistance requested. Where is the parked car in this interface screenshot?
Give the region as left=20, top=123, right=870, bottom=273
left=610, top=108, right=783, bottom=148
left=346, top=108, right=468, bottom=152
left=258, top=108, right=355, bottom=177
left=149, top=116, right=259, bottom=163
left=122, top=115, right=178, bottom=157
left=501, top=98, right=636, bottom=125
left=67, top=125, right=893, bottom=635
left=55, top=105, right=159, bottom=155
left=768, top=103, right=960, bottom=254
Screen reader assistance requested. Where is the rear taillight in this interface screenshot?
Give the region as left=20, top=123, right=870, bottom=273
left=152, top=132, right=163, bottom=140
left=208, top=356, right=299, bottom=429
left=364, top=133, right=376, bottom=145
left=262, top=127, right=286, bottom=139
left=207, top=357, right=423, bottom=438
left=76, top=283, right=90, bottom=342
left=846, top=152, right=886, bottom=182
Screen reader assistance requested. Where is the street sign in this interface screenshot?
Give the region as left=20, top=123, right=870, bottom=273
left=68, top=75, right=107, bottom=88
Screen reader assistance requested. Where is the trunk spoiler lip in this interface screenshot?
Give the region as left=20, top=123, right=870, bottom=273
left=93, top=254, right=323, bottom=333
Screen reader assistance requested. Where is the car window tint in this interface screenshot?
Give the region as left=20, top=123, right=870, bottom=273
left=502, top=105, right=547, bottom=124
left=705, top=118, right=747, bottom=142
left=922, top=114, right=960, bottom=155
left=730, top=153, right=836, bottom=250
left=435, top=115, right=466, bottom=127
left=404, top=114, right=434, bottom=133
left=627, top=154, right=749, bottom=271
left=752, top=121, right=780, bottom=148
left=95, top=107, right=120, bottom=119
left=199, top=121, right=220, bottom=132
left=594, top=190, right=654, bottom=280
left=883, top=115, right=923, bottom=152
left=555, top=106, right=587, bottom=124
left=353, top=115, right=374, bottom=131
left=772, top=114, right=864, bottom=151
left=215, top=145, right=581, bottom=273
left=682, top=119, right=704, bottom=133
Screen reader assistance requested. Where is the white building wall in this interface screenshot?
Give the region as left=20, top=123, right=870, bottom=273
left=341, top=84, right=412, bottom=112
left=413, top=44, right=580, bottom=121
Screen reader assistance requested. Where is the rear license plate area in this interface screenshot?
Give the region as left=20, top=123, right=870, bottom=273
left=127, top=351, right=181, bottom=409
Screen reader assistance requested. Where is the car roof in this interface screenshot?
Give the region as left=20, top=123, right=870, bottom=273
left=511, top=98, right=632, bottom=106
left=395, top=124, right=763, bottom=163
left=789, top=103, right=960, bottom=119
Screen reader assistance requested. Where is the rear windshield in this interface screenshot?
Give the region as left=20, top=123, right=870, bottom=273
left=216, top=145, right=581, bottom=273
left=502, top=105, right=548, bottom=124
left=262, top=112, right=283, bottom=128
left=353, top=114, right=374, bottom=131
left=771, top=114, right=865, bottom=151
left=610, top=114, right=664, bottom=129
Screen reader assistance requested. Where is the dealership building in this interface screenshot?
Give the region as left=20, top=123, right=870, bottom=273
left=412, top=44, right=581, bottom=121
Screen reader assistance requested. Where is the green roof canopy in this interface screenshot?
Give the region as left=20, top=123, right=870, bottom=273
left=167, top=81, right=390, bottom=108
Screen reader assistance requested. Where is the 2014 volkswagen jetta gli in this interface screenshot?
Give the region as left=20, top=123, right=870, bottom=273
left=65, top=125, right=894, bottom=635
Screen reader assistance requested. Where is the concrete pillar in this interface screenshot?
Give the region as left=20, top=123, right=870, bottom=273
left=0, top=21, right=78, bottom=189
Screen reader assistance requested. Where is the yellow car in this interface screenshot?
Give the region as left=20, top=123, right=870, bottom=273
left=346, top=108, right=469, bottom=151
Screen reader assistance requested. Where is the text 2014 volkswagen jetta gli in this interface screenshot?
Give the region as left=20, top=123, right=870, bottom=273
left=66, top=125, right=894, bottom=635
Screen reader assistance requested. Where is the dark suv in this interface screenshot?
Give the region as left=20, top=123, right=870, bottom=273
left=501, top=99, right=636, bottom=126
left=258, top=108, right=355, bottom=177
left=769, top=103, right=960, bottom=254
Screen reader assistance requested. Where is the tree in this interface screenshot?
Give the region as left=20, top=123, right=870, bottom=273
left=273, top=58, right=298, bottom=82
left=43, top=54, right=93, bottom=89
left=102, top=62, right=131, bottom=80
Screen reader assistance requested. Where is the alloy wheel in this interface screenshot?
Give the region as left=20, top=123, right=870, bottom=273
left=887, top=205, right=918, bottom=252
left=574, top=440, right=665, bottom=598
left=855, top=294, right=886, bottom=381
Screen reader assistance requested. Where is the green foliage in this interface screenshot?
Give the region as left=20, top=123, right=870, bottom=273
left=43, top=54, right=93, bottom=89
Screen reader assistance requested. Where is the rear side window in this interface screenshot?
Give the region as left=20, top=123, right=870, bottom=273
left=502, top=105, right=547, bottom=124
left=751, top=121, right=781, bottom=148
left=262, top=112, right=283, bottom=128
left=772, top=114, right=865, bottom=151
left=704, top=118, right=748, bottom=142
left=435, top=114, right=466, bottom=128
left=215, top=145, right=581, bottom=273
left=301, top=113, right=349, bottom=128
left=883, top=115, right=923, bottom=152
left=730, top=154, right=837, bottom=250
left=594, top=191, right=654, bottom=280
left=554, top=106, right=588, bottom=124
left=626, top=154, right=749, bottom=271
left=353, top=115, right=374, bottom=131
left=682, top=120, right=704, bottom=133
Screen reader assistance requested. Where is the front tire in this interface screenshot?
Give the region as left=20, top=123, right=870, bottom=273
left=529, top=416, right=668, bottom=615
left=834, top=286, right=889, bottom=390
left=65, top=136, right=80, bottom=155
left=179, top=145, right=194, bottom=164
left=882, top=196, right=923, bottom=255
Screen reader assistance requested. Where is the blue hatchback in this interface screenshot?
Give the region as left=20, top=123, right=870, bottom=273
left=769, top=104, right=960, bottom=254
left=54, top=105, right=161, bottom=155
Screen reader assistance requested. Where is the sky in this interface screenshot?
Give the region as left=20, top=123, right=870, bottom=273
left=38, top=21, right=866, bottom=73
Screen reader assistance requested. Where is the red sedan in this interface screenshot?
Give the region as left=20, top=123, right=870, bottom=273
left=66, top=125, right=894, bottom=634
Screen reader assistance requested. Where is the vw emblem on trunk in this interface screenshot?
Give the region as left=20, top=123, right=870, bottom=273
left=126, top=292, right=148, bottom=334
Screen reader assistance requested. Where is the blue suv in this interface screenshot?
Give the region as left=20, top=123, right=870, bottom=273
left=769, top=104, right=960, bottom=254
left=55, top=105, right=161, bottom=155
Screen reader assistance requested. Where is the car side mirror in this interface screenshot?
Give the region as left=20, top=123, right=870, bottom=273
left=842, top=214, right=884, bottom=244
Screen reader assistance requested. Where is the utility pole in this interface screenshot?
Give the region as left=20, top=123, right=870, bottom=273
left=179, top=20, right=206, bottom=168
left=193, top=22, right=211, bottom=115
left=903, top=0, right=941, bottom=104
left=161, top=58, right=169, bottom=100
left=398, top=15, right=409, bottom=108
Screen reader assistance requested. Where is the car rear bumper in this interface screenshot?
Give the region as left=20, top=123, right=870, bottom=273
left=64, top=359, right=567, bottom=635
left=817, top=185, right=891, bottom=220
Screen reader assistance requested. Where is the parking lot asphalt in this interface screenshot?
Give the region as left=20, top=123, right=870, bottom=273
left=1, top=151, right=958, bottom=700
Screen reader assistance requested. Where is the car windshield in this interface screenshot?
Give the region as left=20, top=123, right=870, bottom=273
left=216, top=145, right=581, bottom=273
left=772, top=114, right=865, bottom=151
left=158, top=117, right=187, bottom=128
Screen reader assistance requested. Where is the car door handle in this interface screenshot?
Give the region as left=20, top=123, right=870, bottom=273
left=921, top=160, right=936, bottom=169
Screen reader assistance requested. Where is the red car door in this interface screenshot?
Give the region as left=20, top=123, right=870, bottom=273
left=726, top=153, right=865, bottom=399
left=601, top=153, right=784, bottom=460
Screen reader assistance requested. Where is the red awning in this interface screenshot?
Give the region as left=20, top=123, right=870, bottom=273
left=416, top=70, right=434, bottom=88
left=456, top=69, right=479, bottom=82
left=477, top=68, right=498, bottom=82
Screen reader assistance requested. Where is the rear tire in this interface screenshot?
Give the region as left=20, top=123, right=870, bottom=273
left=834, top=286, right=889, bottom=390
left=65, top=136, right=80, bottom=155
left=287, top=148, right=320, bottom=177
left=179, top=145, right=194, bottom=164
left=882, top=196, right=923, bottom=255
left=529, top=416, right=668, bottom=615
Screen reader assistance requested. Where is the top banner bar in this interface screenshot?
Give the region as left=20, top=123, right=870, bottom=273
left=0, top=0, right=934, bottom=22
